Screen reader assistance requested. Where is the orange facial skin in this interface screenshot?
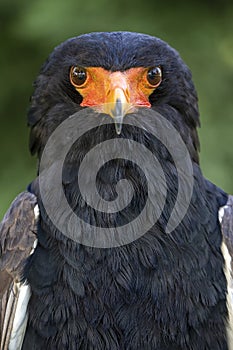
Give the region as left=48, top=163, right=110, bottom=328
left=70, top=66, right=162, bottom=118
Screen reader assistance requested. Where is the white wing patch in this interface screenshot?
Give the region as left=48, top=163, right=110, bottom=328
left=8, top=283, right=31, bottom=350
left=219, top=203, right=233, bottom=350
left=221, top=242, right=233, bottom=350
left=219, top=205, right=228, bottom=224
left=33, top=204, right=40, bottom=220
left=7, top=204, right=39, bottom=350
left=7, top=238, right=38, bottom=350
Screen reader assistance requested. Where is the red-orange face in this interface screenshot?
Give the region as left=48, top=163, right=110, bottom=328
left=70, top=66, right=162, bottom=133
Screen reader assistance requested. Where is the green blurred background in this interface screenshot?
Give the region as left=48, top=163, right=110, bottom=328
left=0, top=0, right=233, bottom=219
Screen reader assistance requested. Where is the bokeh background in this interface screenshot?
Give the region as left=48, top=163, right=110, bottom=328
left=0, top=0, right=233, bottom=219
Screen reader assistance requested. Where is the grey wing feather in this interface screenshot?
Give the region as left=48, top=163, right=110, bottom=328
left=0, top=191, right=38, bottom=350
left=220, top=195, right=233, bottom=270
left=219, top=195, right=233, bottom=349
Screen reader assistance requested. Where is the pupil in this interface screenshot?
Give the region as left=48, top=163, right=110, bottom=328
left=76, top=70, right=85, bottom=80
left=149, top=68, right=158, bottom=78
left=73, top=68, right=86, bottom=83
left=147, top=67, right=161, bottom=85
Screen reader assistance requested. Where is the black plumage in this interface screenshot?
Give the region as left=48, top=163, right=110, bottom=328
left=0, top=32, right=233, bottom=350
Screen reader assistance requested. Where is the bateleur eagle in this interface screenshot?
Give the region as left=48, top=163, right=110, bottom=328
left=0, top=32, right=233, bottom=350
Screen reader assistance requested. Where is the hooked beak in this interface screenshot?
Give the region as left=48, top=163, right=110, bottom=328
left=111, top=97, right=124, bottom=135
left=105, top=87, right=134, bottom=135
left=101, top=73, right=134, bottom=135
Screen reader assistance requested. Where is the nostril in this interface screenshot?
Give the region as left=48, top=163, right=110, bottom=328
left=125, top=88, right=130, bottom=101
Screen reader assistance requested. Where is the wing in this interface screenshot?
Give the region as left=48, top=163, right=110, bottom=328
left=219, top=195, right=233, bottom=349
left=0, top=191, right=39, bottom=350
left=220, top=195, right=233, bottom=266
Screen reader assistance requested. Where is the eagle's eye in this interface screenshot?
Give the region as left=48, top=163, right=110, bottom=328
left=70, top=66, right=87, bottom=87
left=147, top=67, right=162, bottom=87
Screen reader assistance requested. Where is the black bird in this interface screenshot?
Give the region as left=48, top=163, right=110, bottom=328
left=0, top=32, right=233, bottom=350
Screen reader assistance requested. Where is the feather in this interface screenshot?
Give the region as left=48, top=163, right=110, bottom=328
left=0, top=192, right=38, bottom=350
left=219, top=195, right=233, bottom=349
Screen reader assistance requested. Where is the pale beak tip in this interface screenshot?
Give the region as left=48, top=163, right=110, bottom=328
left=115, top=124, right=122, bottom=135
left=114, top=115, right=124, bottom=135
